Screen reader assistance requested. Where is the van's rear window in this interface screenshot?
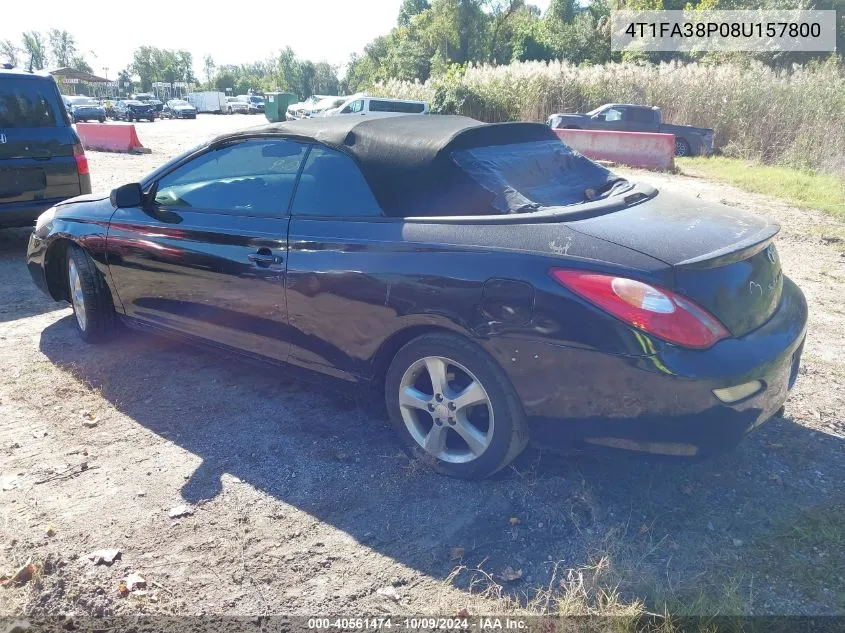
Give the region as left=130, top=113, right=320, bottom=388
left=0, top=79, right=60, bottom=128
left=451, top=140, right=621, bottom=213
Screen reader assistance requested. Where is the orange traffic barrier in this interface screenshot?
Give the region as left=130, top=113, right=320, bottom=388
left=554, top=129, right=674, bottom=170
left=75, top=122, right=150, bottom=154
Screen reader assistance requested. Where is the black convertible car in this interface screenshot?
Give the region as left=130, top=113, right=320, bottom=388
left=26, top=116, right=807, bottom=479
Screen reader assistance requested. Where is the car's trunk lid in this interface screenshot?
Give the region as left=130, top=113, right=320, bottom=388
left=567, top=190, right=782, bottom=337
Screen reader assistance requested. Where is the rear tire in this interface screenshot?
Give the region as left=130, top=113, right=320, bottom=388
left=385, top=333, right=527, bottom=479
left=675, top=138, right=691, bottom=156
left=66, top=245, right=118, bottom=344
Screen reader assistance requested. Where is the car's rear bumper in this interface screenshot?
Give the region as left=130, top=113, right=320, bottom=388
left=489, top=276, right=808, bottom=456
left=0, top=197, right=73, bottom=229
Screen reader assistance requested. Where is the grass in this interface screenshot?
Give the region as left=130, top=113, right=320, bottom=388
left=754, top=503, right=845, bottom=610
left=677, top=157, right=845, bottom=221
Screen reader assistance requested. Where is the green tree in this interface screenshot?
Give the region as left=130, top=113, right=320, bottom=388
left=21, top=31, right=47, bottom=70
left=69, top=54, right=92, bottom=73
left=203, top=55, right=215, bottom=89
left=487, top=0, right=525, bottom=63
left=299, top=60, right=316, bottom=98
left=130, top=47, right=196, bottom=91
left=117, top=68, right=133, bottom=95
left=48, top=29, right=76, bottom=67
left=275, top=47, right=301, bottom=93
left=312, top=62, right=340, bottom=95
left=546, top=0, right=577, bottom=23
left=399, top=0, right=431, bottom=25
left=0, top=39, right=19, bottom=66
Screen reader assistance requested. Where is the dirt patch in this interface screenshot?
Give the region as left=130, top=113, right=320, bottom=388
left=1, top=119, right=843, bottom=618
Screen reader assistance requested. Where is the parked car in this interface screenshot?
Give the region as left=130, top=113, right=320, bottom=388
left=225, top=96, right=249, bottom=114
left=236, top=94, right=265, bottom=114
left=187, top=91, right=226, bottom=114
left=63, top=96, right=106, bottom=123
left=285, top=94, right=328, bottom=120
left=547, top=104, right=714, bottom=157
left=0, top=65, right=91, bottom=228
left=26, top=115, right=807, bottom=479
left=307, top=96, right=347, bottom=118
left=163, top=99, right=197, bottom=119
left=331, top=95, right=429, bottom=118
left=132, top=93, right=164, bottom=115
left=113, top=99, right=156, bottom=122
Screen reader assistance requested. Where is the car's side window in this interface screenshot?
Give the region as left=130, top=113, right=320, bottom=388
left=625, top=108, right=654, bottom=123
left=342, top=99, right=364, bottom=114
left=291, top=146, right=382, bottom=217
left=153, top=138, right=307, bottom=216
left=604, top=108, right=623, bottom=122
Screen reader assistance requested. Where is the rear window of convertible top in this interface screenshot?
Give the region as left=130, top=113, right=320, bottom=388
left=451, top=140, right=623, bottom=214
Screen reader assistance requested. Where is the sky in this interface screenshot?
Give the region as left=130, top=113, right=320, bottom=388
left=3, top=0, right=551, bottom=80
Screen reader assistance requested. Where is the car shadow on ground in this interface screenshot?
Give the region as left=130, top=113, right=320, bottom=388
left=0, top=227, right=66, bottom=323
left=38, top=316, right=845, bottom=611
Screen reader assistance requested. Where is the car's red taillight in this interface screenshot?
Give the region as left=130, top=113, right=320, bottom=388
left=550, top=269, right=730, bottom=349
left=73, top=143, right=89, bottom=176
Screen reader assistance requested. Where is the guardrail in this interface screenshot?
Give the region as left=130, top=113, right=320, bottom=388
left=554, top=129, right=674, bottom=170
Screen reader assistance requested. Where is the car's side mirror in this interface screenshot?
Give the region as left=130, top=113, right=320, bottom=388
left=110, top=182, right=143, bottom=208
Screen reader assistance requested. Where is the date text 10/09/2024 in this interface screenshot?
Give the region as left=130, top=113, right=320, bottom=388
left=307, top=618, right=529, bottom=630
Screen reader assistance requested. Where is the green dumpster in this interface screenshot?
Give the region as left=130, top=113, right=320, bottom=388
left=264, top=92, right=298, bottom=122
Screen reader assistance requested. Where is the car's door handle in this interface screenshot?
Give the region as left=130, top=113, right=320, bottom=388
left=248, top=250, right=283, bottom=267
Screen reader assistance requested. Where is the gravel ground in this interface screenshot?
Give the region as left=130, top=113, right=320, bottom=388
left=1, top=115, right=843, bottom=620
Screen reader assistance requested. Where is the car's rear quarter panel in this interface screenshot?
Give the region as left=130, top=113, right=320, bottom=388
left=285, top=216, right=672, bottom=383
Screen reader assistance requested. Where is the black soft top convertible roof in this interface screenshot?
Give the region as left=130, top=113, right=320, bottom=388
left=215, top=115, right=565, bottom=216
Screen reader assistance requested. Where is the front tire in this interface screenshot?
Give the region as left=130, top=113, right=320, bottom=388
left=385, top=333, right=527, bottom=479
left=66, top=245, right=118, bottom=344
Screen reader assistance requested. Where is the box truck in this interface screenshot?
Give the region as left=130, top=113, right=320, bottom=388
left=186, top=92, right=226, bottom=114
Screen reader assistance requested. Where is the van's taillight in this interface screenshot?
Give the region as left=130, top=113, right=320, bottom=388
left=550, top=269, right=729, bottom=349
left=72, top=143, right=89, bottom=176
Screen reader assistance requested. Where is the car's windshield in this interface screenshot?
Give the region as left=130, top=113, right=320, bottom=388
left=72, top=98, right=98, bottom=106
left=170, top=100, right=189, bottom=106
left=249, top=96, right=264, bottom=104
left=452, top=140, right=628, bottom=213
left=586, top=105, right=607, bottom=116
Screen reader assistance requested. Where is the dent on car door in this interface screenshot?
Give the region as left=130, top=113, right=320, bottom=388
left=106, top=138, right=307, bottom=361
left=285, top=145, right=396, bottom=379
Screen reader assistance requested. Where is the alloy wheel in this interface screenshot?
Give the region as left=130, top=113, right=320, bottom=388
left=68, top=258, right=87, bottom=331
left=398, top=356, right=494, bottom=463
